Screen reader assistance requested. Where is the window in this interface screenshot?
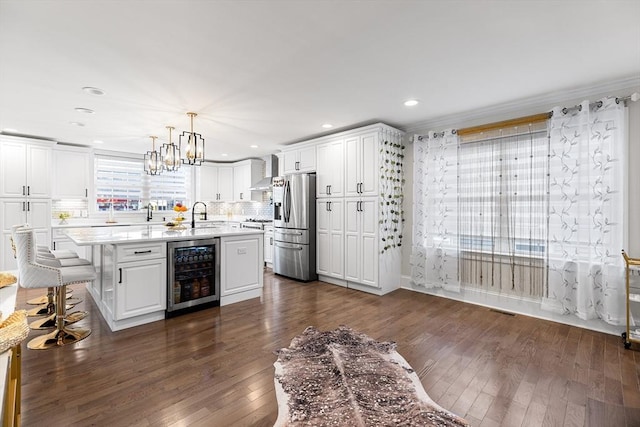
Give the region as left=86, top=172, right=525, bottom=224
left=94, top=155, right=192, bottom=213
left=457, top=123, right=549, bottom=258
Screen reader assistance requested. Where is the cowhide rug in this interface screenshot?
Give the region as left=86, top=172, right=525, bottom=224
left=274, top=326, right=469, bottom=426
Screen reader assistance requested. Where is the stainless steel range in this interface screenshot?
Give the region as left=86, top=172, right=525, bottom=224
left=240, top=219, right=273, bottom=230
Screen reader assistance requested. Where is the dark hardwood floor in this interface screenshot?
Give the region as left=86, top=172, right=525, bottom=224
left=15, top=270, right=640, bottom=426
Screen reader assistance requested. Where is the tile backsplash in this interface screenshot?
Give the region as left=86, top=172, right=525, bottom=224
left=208, top=201, right=273, bottom=219
left=52, top=199, right=273, bottom=220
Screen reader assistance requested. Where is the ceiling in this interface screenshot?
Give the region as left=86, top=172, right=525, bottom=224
left=1, top=0, right=639, bottom=162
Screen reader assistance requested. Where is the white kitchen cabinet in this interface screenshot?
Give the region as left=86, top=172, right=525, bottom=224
left=316, top=199, right=344, bottom=279
left=0, top=138, right=52, bottom=198
left=199, top=163, right=233, bottom=202
left=233, top=159, right=263, bottom=202
left=0, top=136, right=53, bottom=269
left=220, top=234, right=264, bottom=305
left=115, top=257, right=167, bottom=320
left=282, top=145, right=315, bottom=174
left=98, top=242, right=167, bottom=331
left=264, top=225, right=274, bottom=266
left=52, top=146, right=92, bottom=199
left=316, top=139, right=343, bottom=198
left=51, top=227, right=88, bottom=258
left=344, top=198, right=378, bottom=287
left=0, top=198, right=51, bottom=270
left=345, top=132, right=378, bottom=198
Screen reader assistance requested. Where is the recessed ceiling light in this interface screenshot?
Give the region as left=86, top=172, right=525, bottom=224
left=2, top=128, right=17, bottom=133
left=250, top=145, right=258, bottom=148
left=404, top=99, right=419, bottom=107
left=93, top=140, right=104, bottom=144
left=82, top=86, right=105, bottom=96
left=75, top=107, right=94, bottom=114
left=322, top=123, right=333, bottom=129
left=221, top=153, right=228, bottom=157
left=69, top=122, right=85, bottom=127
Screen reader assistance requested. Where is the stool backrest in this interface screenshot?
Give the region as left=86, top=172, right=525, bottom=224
left=9, top=223, right=30, bottom=258
left=13, top=229, right=61, bottom=289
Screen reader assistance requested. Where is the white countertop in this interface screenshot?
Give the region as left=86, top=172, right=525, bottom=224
left=63, top=224, right=263, bottom=246
left=52, top=217, right=244, bottom=229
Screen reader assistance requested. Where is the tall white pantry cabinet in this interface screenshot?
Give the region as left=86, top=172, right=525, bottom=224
left=0, top=135, right=54, bottom=270
left=284, top=123, right=404, bottom=296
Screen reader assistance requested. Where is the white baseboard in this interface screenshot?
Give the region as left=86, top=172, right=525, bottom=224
left=399, top=275, right=623, bottom=336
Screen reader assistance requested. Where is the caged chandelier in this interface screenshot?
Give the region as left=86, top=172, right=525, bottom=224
left=179, top=112, right=205, bottom=166
left=144, top=135, right=163, bottom=175
left=162, top=125, right=181, bottom=172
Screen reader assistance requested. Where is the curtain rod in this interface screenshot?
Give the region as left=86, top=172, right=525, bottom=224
left=457, top=113, right=550, bottom=137
left=421, top=92, right=639, bottom=140
left=553, top=92, right=640, bottom=116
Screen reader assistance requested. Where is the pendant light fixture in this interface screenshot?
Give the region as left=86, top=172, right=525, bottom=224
left=144, top=136, right=163, bottom=175
left=179, top=112, right=205, bottom=165
left=161, top=126, right=181, bottom=172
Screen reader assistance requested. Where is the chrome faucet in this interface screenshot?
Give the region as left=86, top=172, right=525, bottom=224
left=146, top=203, right=153, bottom=222
left=191, top=201, right=207, bottom=228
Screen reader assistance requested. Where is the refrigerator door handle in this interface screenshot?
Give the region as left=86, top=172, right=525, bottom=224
left=284, top=181, right=292, bottom=223
left=279, top=230, right=303, bottom=236
left=275, top=242, right=304, bottom=251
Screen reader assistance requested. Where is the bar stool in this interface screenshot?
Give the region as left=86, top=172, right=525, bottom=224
left=10, top=224, right=85, bottom=315
left=13, top=228, right=96, bottom=349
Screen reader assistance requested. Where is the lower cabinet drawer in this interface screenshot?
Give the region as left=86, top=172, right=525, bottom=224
left=116, top=242, right=166, bottom=262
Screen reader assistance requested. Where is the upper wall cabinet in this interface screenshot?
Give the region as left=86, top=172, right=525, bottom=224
left=52, top=146, right=92, bottom=199
left=345, top=132, right=378, bottom=198
left=233, top=159, right=264, bottom=202
left=282, top=145, right=316, bottom=174
left=0, top=137, right=53, bottom=198
left=316, top=139, right=344, bottom=198
left=199, top=163, right=233, bottom=202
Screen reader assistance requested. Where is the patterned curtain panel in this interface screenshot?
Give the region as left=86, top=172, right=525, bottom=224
left=410, top=130, right=460, bottom=291
left=545, top=97, right=627, bottom=324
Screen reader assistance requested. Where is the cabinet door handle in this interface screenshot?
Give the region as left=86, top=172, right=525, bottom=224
left=22, top=201, right=25, bottom=211
left=85, top=188, right=88, bottom=197
left=134, top=250, right=152, bottom=254
left=329, top=201, right=332, bottom=212
left=53, top=242, right=56, bottom=250
left=240, top=192, right=243, bottom=200
left=118, top=268, right=123, bottom=284
left=296, top=161, right=300, bottom=170
left=27, top=185, right=30, bottom=196
left=270, top=237, right=273, bottom=245
left=27, top=201, right=30, bottom=211
left=360, top=201, right=364, bottom=212
left=22, top=185, right=25, bottom=196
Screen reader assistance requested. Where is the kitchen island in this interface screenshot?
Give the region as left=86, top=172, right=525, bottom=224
left=63, top=225, right=264, bottom=331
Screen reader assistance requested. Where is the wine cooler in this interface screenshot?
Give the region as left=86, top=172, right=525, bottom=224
left=167, top=238, right=220, bottom=316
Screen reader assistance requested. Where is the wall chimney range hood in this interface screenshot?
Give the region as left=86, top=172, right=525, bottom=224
left=250, top=154, right=278, bottom=191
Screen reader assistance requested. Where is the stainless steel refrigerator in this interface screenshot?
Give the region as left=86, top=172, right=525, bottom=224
left=272, top=173, right=317, bottom=281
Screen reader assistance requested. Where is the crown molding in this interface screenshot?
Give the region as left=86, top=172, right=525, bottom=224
left=404, top=75, right=640, bottom=134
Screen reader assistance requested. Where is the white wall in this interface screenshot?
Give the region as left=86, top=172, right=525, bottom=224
left=401, top=77, right=640, bottom=278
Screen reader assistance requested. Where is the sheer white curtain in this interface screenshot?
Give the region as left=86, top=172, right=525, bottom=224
left=410, top=130, right=460, bottom=291
left=544, top=97, right=627, bottom=324
left=457, top=124, right=548, bottom=298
